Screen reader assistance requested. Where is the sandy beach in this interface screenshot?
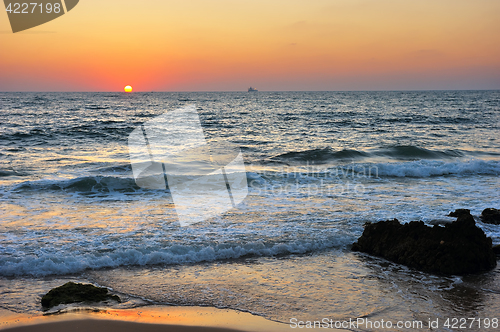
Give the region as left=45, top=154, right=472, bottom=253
left=1, top=305, right=347, bottom=332
left=2, top=320, right=247, bottom=332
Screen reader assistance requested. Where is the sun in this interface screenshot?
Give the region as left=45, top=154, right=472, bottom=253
left=124, top=85, right=133, bottom=93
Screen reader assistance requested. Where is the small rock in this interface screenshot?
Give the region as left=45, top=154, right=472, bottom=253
left=41, top=282, right=121, bottom=308
left=480, top=208, right=500, bottom=225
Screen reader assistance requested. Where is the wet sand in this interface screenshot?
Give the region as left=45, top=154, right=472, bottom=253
left=1, top=305, right=347, bottom=332
left=1, top=319, right=246, bottom=332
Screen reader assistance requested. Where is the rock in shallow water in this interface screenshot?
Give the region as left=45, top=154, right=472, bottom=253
left=480, top=208, right=500, bottom=225
left=41, top=282, right=121, bottom=308
left=447, top=208, right=471, bottom=217
left=493, top=245, right=500, bottom=257
left=352, top=212, right=496, bottom=275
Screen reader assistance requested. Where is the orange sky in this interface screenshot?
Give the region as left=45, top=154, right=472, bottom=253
left=1, top=0, right=499, bottom=91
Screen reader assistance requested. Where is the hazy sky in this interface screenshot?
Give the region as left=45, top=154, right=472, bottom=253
left=1, top=0, right=499, bottom=91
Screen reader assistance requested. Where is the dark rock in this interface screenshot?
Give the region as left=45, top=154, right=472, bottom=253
left=480, top=208, right=500, bottom=225
left=427, top=219, right=454, bottom=226
left=448, top=209, right=470, bottom=217
left=493, top=245, right=500, bottom=258
left=41, top=282, right=121, bottom=308
left=352, top=212, right=496, bottom=275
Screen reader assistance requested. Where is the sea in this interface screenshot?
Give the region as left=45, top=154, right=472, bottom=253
left=1, top=91, right=499, bottom=331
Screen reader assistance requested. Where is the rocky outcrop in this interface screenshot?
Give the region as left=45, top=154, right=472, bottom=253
left=352, top=212, right=496, bottom=275
left=41, top=282, right=121, bottom=308
left=493, top=245, right=500, bottom=257
left=480, top=208, right=500, bottom=225
left=447, top=209, right=471, bottom=217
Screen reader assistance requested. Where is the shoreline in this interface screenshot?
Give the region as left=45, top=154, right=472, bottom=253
left=0, top=305, right=349, bottom=332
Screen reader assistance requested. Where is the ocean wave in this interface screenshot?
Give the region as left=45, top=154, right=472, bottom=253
left=0, top=124, right=137, bottom=141
left=263, top=146, right=498, bottom=164
left=374, top=159, right=500, bottom=177
left=0, top=129, right=53, bottom=141
left=85, top=104, right=110, bottom=110
left=268, top=147, right=368, bottom=163
left=0, top=238, right=349, bottom=277
left=13, top=176, right=141, bottom=193
left=9, top=171, right=250, bottom=194
left=7, top=159, right=500, bottom=195
left=92, top=164, right=132, bottom=174
left=375, top=145, right=465, bottom=159
left=0, top=170, right=27, bottom=177
left=252, top=159, right=500, bottom=180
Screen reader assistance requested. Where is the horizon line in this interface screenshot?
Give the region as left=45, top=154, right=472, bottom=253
left=1, top=88, right=499, bottom=93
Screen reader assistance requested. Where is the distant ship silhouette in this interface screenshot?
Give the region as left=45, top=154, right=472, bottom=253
left=248, top=87, right=258, bottom=92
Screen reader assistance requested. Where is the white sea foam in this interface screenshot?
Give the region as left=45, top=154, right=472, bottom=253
left=373, top=159, right=500, bottom=178
left=0, top=237, right=351, bottom=277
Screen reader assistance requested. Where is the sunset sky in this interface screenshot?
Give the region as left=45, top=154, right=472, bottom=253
left=1, top=0, right=499, bottom=92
